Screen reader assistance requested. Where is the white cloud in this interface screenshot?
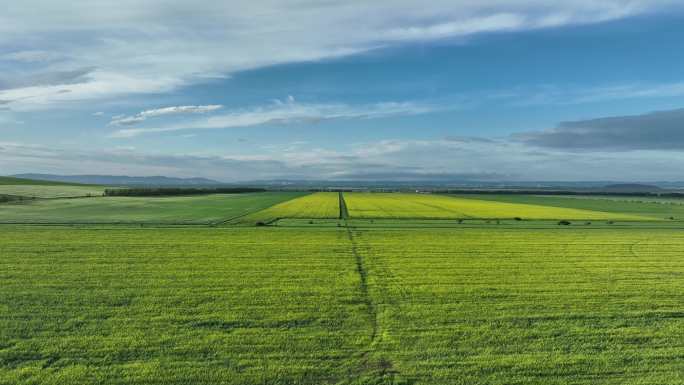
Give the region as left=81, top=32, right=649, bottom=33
left=0, top=1, right=677, bottom=109
left=110, top=104, right=223, bottom=126
left=0, top=70, right=184, bottom=110
left=109, top=99, right=437, bottom=138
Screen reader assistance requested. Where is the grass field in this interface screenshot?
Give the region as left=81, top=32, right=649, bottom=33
left=2, top=226, right=684, bottom=384
left=0, top=227, right=368, bottom=384
left=0, top=192, right=304, bottom=224
left=0, top=176, right=105, bottom=198
left=242, top=192, right=339, bottom=223
left=344, top=193, right=652, bottom=221
left=453, top=194, right=684, bottom=220
left=355, top=227, right=684, bottom=384
left=0, top=185, right=106, bottom=198
left=0, top=176, right=80, bottom=186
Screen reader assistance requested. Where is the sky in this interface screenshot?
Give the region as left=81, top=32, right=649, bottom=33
left=2, top=0, right=684, bottom=182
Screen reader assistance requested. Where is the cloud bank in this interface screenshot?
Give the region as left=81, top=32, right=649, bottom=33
left=6, top=134, right=684, bottom=183
left=518, top=107, right=684, bottom=151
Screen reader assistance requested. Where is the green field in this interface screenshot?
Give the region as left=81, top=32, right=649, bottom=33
left=344, top=193, right=652, bottom=221
left=2, top=226, right=684, bottom=384
left=0, top=192, right=304, bottom=224
left=0, top=185, right=106, bottom=199
left=0, top=176, right=106, bottom=198
left=0, top=227, right=367, bottom=384
left=0, top=176, right=80, bottom=186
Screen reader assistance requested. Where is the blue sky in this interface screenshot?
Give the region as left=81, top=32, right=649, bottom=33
left=2, top=1, right=684, bottom=182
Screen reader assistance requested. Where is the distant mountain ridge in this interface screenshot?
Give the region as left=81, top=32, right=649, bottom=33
left=12, top=174, right=222, bottom=186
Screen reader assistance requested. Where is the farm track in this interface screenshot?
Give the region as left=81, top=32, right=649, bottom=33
left=345, top=220, right=400, bottom=382
left=346, top=226, right=376, bottom=341
left=339, top=192, right=349, bottom=220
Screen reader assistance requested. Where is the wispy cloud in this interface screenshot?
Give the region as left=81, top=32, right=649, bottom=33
left=0, top=67, right=95, bottom=91
left=0, top=70, right=184, bottom=110
left=110, top=98, right=437, bottom=138
left=110, top=104, right=223, bottom=126
left=382, top=13, right=526, bottom=41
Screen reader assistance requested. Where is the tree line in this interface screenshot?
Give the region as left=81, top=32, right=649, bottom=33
left=104, top=187, right=266, bottom=197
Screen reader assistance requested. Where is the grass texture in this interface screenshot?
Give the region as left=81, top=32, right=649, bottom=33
left=2, top=226, right=684, bottom=384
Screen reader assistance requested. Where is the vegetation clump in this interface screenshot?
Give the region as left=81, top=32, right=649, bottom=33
left=0, top=195, right=19, bottom=203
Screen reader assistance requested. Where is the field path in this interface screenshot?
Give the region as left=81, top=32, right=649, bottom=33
left=346, top=227, right=376, bottom=340
left=339, top=192, right=350, bottom=220
left=345, top=222, right=400, bottom=382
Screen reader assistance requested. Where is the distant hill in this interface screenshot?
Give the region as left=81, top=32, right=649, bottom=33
left=12, top=174, right=222, bottom=186
left=0, top=176, right=83, bottom=186
left=602, top=183, right=663, bottom=193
